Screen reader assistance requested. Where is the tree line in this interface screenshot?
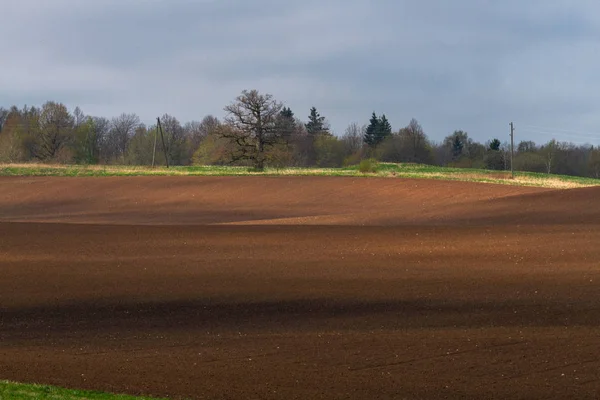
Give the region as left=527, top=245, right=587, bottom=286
left=1, top=89, right=599, bottom=178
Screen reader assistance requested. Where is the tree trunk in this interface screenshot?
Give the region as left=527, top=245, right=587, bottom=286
left=255, top=140, right=265, bottom=170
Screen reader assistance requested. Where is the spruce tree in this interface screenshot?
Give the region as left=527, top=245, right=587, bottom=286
left=488, top=138, right=501, bottom=151
left=378, top=114, right=392, bottom=141
left=276, top=107, right=296, bottom=141
left=364, top=112, right=392, bottom=147
left=280, top=107, right=294, bottom=119
left=452, top=136, right=464, bottom=160
left=364, top=112, right=380, bottom=147
left=305, top=107, right=326, bottom=135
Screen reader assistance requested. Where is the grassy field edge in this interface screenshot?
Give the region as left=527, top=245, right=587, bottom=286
left=0, top=162, right=598, bottom=189
left=0, top=380, right=170, bottom=400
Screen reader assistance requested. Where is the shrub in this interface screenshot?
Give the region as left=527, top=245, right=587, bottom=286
left=192, top=134, right=231, bottom=166
left=358, top=158, right=378, bottom=173
left=484, top=150, right=505, bottom=171
left=343, top=150, right=363, bottom=167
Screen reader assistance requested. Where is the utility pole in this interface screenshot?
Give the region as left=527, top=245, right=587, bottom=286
left=157, top=117, right=170, bottom=168
left=509, top=122, right=515, bottom=178
left=151, top=123, right=158, bottom=168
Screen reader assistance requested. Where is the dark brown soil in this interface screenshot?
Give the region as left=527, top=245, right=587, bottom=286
left=1, top=176, right=599, bottom=399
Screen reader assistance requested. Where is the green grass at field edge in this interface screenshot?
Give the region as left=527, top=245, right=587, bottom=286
left=0, top=162, right=598, bottom=189
left=0, top=380, right=172, bottom=400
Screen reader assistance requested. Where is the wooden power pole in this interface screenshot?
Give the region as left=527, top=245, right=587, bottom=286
left=156, top=117, right=170, bottom=168
left=151, top=123, right=158, bottom=168
left=510, top=122, right=515, bottom=178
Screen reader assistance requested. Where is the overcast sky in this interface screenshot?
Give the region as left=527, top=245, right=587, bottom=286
left=2, top=0, right=600, bottom=145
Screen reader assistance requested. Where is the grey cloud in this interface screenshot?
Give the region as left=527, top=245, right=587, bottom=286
left=2, top=0, right=600, bottom=145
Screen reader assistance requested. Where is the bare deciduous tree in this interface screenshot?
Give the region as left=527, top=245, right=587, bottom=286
left=220, top=90, right=283, bottom=170
left=90, top=117, right=111, bottom=163
left=107, top=113, right=140, bottom=163
left=8, top=106, right=40, bottom=160
left=91, top=117, right=110, bottom=142
left=87, top=117, right=107, bottom=164
left=541, top=139, right=557, bottom=174
left=589, top=147, right=600, bottom=178
left=125, top=125, right=155, bottom=165
left=73, top=106, right=86, bottom=129
left=185, top=115, right=221, bottom=151
left=518, top=141, right=537, bottom=153
left=342, top=122, right=365, bottom=154
left=379, top=118, right=433, bottom=164
left=0, top=107, right=8, bottom=133
left=398, top=118, right=432, bottom=163
left=160, top=114, right=186, bottom=165
left=0, top=109, right=26, bottom=162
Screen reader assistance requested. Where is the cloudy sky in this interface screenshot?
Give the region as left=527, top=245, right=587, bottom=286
left=2, top=0, right=600, bottom=145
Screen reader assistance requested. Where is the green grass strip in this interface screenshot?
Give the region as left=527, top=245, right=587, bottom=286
left=0, top=380, right=168, bottom=400
left=0, top=162, right=598, bottom=189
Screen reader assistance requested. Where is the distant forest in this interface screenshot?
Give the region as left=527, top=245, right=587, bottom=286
left=1, top=89, right=599, bottom=178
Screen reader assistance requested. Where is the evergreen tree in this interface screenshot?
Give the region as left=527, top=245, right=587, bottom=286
left=444, top=130, right=470, bottom=161
left=276, top=107, right=297, bottom=142
left=378, top=114, right=392, bottom=140
left=364, top=112, right=392, bottom=147
left=364, top=112, right=380, bottom=147
left=280, top=107, right=294, bottom=119
left=305, top=107, right=327, bottom=135
left=452, top=136, right=464, bottom=159
left=489, top=138, right=501, bottom=151
left=485, top=138, right=504, bottom=170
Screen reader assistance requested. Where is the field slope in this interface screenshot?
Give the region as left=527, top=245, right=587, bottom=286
left=1, top=176, right=600, bottom=399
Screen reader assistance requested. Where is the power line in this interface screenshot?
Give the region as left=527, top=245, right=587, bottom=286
left=520, top=130, right=600, bottom=141
left=519, top=124, right=600, bottom=140
left=518, top=128, right=600, bottom=142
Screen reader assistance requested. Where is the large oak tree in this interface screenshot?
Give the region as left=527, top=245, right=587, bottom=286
left=221, top=89, right=283, bottom=171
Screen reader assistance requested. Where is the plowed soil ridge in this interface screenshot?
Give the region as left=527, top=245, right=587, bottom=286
left=1, top=176, right=600, bottom=400
left=2, top=176, right=597, bottom=226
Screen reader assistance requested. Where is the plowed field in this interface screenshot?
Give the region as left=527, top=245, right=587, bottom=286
left=1, top=176, right=599, bottom=399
